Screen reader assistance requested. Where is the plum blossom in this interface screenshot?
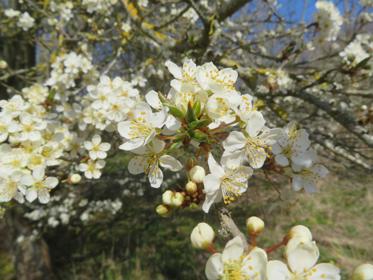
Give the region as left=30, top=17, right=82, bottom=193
left=84, top=135, right=111, bottom=160
left=79, top=160, right=106, bottom=179
left=127, top=138, right=182, bottom=188
left=223, top=111, right=282, bottom=169
left=22, top=167, right=59, bottom=204
left=267, top=236, right=340, bottom=280
left=205, top=236, right=268, bottom=280
left=117, top=102, right=166, bottom=151
left=202, top=153, right=252, bottom=212
left=271, top=122, right=311, bottom=167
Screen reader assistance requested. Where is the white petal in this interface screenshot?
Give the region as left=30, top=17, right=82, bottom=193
left=165, top=115, right=181, bottom=131
left=207, top=153, right=225, bottom=177
left=309, top=263, right=341, bottom=280
left=202, top=191, right=222, bottom=213
left=84, top=141, right=93, bottom=150
left=26, top=189, right=37, bottom=202
left=38, top=190, right=50, bottom=204
left=222, top=236, right=244, bottom=262
left=148, top=165, right=163, bottom=188
left=260, top=128, right=283, bottom=145
left=245, top=111, right=265, bottom=137
left=275, top=154, right=289, bottom=167
left=44, top=177, right=58, bottom=189
left=145, top=90, right=163, bottom=110
left=148, top=138, right=166, bottom=154
left=203, top=174, right=221, bottom=194
left=92, top=135, right=101, bottom=145
left=165, top=60, right=183, bottom=79
left=221, top=150, right=245, bottom=168
left=100, top=143, right=111, bottom=151
left=128, top=156, right=147, bottom=175
left=286, top=238, right=319, bottom=274
left=149, top=110, right=167, bottom=128
left=33, top=167, right=45, bottom=181
left=223, top=131, right=246, bottom=152
left=205, top=253, right=223, bottom=280
left=247, top=147, right=267, bottom=169
left=159, top=155, right=183, bottom=171
left=267, top=260, right=292, bottom=280
left=117, top=121, right=131, bottom=138
left=21, top=174, right=34, bottom=186
left=119, top=139, right=144, bottom=151
left=241, top=247, right=268, bottom=280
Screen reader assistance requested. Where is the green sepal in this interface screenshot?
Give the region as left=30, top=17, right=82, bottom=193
left=189, top=130, right=209, bottom=142
left=193, top=100, right=201, bottom=118
left=168, top=142, right=183, bottom=151
left=186, top=102, right=197, bottom=123
left=166, top=104, right=185, bottom=119
left=189, top=119, right=210, bottom=130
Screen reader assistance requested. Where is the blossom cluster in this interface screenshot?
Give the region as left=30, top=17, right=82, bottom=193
left=191, top=219, right=373, bottom=280
left=46, top=51, right=96, bottom=92
left=4, top=9, right=35, bottom=31
left=314, top=1, right=343, bottom=42
left=0, top=90, right=66, bottom=204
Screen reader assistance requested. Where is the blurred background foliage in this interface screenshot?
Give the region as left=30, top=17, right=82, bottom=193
left=1, top=159, right=372, bottom=279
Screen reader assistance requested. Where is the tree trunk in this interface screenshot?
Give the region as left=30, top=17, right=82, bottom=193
left=5, top=206, right=55, bottom=280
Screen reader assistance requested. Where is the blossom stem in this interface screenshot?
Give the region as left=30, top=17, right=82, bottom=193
left=206, top=244, right=217, bottom=254
left=265, top=236, right=289, bottom=254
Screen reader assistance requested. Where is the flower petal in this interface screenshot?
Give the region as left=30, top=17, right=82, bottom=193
left=223, top=131, right=246, bottom=152
left=222, top=236, right=244, bottom=262
left=309, top=263, right=341, bottom=280
left=159, top=155, right=183, bottom=171
left=286, top=238, right=319, bottom=274
left=207, top=153, right=225, bottom=177
left=245, top=111, right=265, bottom=137
left=267, top=260, right=292, bottom=280
left=205, top=253, right=223, bottom=280
left=128, top=156, right=147, bottom=175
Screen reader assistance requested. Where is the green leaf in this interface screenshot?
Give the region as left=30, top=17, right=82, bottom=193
left=189, top=119, right=210, bottom=130
left=166, top=104, right=185, bottom=119
left=186, top=102, right=197, bottom=123
left=189, top=130, right=208, bottom=142
left=169, top=142, right=182, bottom=150
left=193, top=100, right=201, bottom=118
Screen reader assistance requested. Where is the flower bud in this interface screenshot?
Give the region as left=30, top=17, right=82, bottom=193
left=162, top=190, right=173, bottom=205
left=0, top=60, right=7, bottom=69
left=353, top=264, right=373, bottom=280
left=172, top=192, right=184, bottom=207
left=189, top=165, right=205, bottom=183
left=186, top=181, right=197, bottom=193
left=246, top=216, right=265, bottom=235
left=288, top=225, right=312, bottom=241
left=190, top=222, right=215, bottom=249
left=155, top=204, right=169, bottom=217
left=70, top=174, right=81, bottom=184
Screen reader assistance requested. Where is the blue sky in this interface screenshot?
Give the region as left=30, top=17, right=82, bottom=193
left=276, top=0, right=363, bottom=22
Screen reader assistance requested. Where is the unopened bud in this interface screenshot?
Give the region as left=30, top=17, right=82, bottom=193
left=353, top=264, right=373, bottom=280
left=189, top=165, right=205, bottom=183
left=246, top=216, right=265, bottom=235
left=70, top=174, right=81, bottom=184
left=186, top=181, right=198, bottom=193
left=155, top=204, right=169, bottom=217
left=288, top=225, right=312, bottom=241
left=162, top=190, right=173, bottom=205
left=172, top=192, right=184, bottom=207
left=0, top=60, right=7, bottom=69
left=190, top=222, right=215, bottom=249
